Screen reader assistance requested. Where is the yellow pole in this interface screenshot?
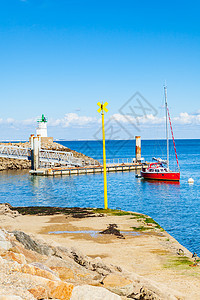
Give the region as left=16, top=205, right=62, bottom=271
left=101, top=110, right=108, bottom=209
left=97, top=101, right=108, bottom=209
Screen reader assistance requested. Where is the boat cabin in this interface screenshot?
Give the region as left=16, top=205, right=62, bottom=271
left=142, top=162, right=168, bottom=173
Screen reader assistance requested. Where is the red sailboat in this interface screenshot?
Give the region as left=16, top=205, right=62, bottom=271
left=141, top=86, right=180, bottom=182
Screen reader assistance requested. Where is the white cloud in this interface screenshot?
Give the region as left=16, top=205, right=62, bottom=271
left=112, top=111, right=200, bottom=126
left=6, top=118, right=15, bottom=124
left=48, top=113, right=98, bottom=128
left=173, top=112, right=200, bottom=125
left=21, top=118, right=36, bottom=125
left=0, top=110, right=200, bottom=133
left=111, top=114, right=132, bottom=123
left=138, top=114, right=164, bottom=125
left=111, top=113, right=164, bottom=125
left=48, top=119, right=62, bottom=127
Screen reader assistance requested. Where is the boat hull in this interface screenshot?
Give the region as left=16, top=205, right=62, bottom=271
left=141, top=171, right=180, bottom=181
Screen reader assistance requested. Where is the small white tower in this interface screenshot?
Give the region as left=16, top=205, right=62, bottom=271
left=36, top=114, right=48, bottom=137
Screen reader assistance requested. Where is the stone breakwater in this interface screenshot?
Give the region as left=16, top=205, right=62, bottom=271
left=0, top=204, right=166, bottom=300
left=0, top=141, right=97, bottom=171
left=0, top=204, right=200, bottom=300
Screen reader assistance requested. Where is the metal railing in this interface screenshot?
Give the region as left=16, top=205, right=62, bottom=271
left=39, top=149, right=82, bottom=167
left=0, top=145, right=30, bottom=160
left=0, top=145, right=138, bottom=168
left=0, top=145, right=82, bottom=167
left=97, top=158, right=136, bottom=165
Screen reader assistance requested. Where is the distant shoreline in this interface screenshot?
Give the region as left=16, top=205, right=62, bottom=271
left=0, top=138, right=200, bottom=142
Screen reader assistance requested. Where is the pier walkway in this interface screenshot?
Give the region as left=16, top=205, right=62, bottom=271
left=0, top=145, right=82, bottom=167
left=30, top=161, right=142, bottom=176
left=0, top=144, right=143, bottom=176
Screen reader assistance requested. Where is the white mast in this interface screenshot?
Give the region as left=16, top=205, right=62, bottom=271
left=164, top=85, right=169, bottom=169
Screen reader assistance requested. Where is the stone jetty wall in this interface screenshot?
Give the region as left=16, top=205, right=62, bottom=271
left=0, top=203, right=184, bottom=300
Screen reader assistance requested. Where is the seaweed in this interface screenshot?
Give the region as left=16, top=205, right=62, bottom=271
left=131, top=226, right=150, bottom=231
left=164, top=256, right=194, bottom=270
left=92, top=208, right=133, bottom=216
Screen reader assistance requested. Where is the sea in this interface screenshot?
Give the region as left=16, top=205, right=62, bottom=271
left=0, top=139, right=199, bottom=256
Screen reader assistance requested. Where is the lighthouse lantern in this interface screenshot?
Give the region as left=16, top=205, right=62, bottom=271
left=36, top=114, right=48, bottom=137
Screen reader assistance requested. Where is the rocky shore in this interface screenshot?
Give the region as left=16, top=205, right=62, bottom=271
left=0, top=141, right=96, bottom=171
left=0, top=204, right=200, bottom=300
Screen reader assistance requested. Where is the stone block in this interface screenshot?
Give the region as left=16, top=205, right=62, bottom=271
left=1, top=251, right=26, bottom=265
left=21, top=263, right=60, bottom=281
left=47, top=280, right=73, bottom=300
left=70, top=285, right=121, bottom=300
left=0, top=296, right=23, bottom=300
left=50, top=266, right=74, bottom=280
left=12, top=231, right=54, bottom=256
left=28, top=286, right=48, bottom=299
left=103, top=274, right=132, bottom=288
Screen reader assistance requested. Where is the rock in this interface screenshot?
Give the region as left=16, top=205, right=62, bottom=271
left=0, top=230, right=7, bottom=241
left=1, top=251, right=26, bottom=264
left=44, top=255, right=73, bottom=268
left=28, top=286, right=48, bottom=299
left=12, top=231, right=53, bottom=256
left=10, top=242, right=45, bottom=263
left=69, top=248, right=113, bottom=276
left=0, top=245, right=73, bottom=300
left=31, top=262, right=58, bottom=276
left=3, top=269, right=74, bottom=300
left=44, top=255, right=99, bottom=284
left=103, top=274, right=134, bottom=297
left=90, top=256, right=113, bottom=276
left=128, top=287, right=160, bottom=299
left=125, top=272, right=181, bottom=300
left=103, top=274, right=132, bottom=288
left=50, top=266, right=74, bottom=280
left=0, top=204, right=19, bottom=217
left=0, top=296, right=23, bottom=300
left=47, top=280, right=73, bottom=300
left=26, top=275, right=74, bottom=300
left=70, top=285, right=122, bottom=300
left=8, top=271, right=73, bottom=300
left=70, top=247, right=90, bottom=268
left=0, top=229, right=12, bottom=250
left=0, top=157, right=31, bottom=171
left=20, top=263, right=60, bottom=281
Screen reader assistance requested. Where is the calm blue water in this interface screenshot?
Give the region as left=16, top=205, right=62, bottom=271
left=0, top=139, right=200, bottom=256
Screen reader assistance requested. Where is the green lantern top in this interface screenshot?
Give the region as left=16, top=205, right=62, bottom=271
left=37, top=114, right=47, bottom=123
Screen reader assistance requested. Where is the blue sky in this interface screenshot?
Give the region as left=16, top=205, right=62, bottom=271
left=0, top=0, right=200, bottom=140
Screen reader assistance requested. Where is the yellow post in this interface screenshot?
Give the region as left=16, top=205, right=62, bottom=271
left=102, top=110, right=108, bottom=209
left=97, top=102, right=108, bottom=209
